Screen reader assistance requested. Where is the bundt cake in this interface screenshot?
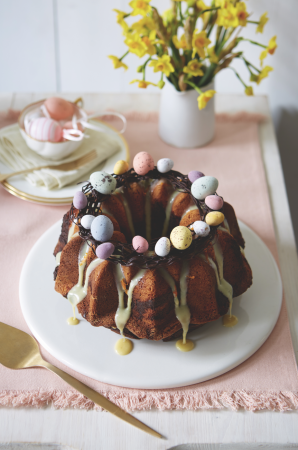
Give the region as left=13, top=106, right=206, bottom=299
left=54, top=153, right=252, bottom=353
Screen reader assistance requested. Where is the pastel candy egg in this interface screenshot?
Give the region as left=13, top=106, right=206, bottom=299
left=73, top=191, right=87, bottom=210
left=205, top=195, right=223, bottom=211
left=44, top=97, right=75, bottom=121
left=188, top=170, right=205, bottom=183
left=155, top=237, right=171, bottom=257
left=114, top=160, right=129, bottom=175
left=27, top=117, right=63, bottom=142
left=96, top=242, right=115, bottom=259
left=206, top=211, right=225, bottom=227
left=90, top=171, right=116, bottom=195
left=170, top=226, right=192, bottom=250
left=81, top=214, right=95, bottom=229
left=133, top=152, right=154, bottom=176
left=132, top=236, right=149, bottom=253
left=192, top=221, right=210, bottom=237
left=191, top=176, right=218, bottom=200
left=91, top=215, right=114, bottom=242
left=157, top=158, right=174, bottom=174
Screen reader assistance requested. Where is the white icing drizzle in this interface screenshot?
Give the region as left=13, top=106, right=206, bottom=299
left=159, top=264, right=191, bottom=344
left=67, top=221, right=76, bottom=242
left=223, top=218, right=230, bottom=233
left=211, top=239, right=233, bottom=314
left=55, top=251, right=61, bottom=266
left=145, top=181, right=152, bottom=242
left=115, top=269, right=147, bottom=336
left=182, top=204, right=198, bottom=219
left=119, top=191, right=135, bottom=237
left=162, top=190, right=180, bottom=236
left=218, top=226, right=229, bottom=234
left=240, top=246, right=245, bottom=256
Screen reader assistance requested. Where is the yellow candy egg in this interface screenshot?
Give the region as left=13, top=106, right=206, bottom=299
left=170, top=226, right=192, bottom=250
left=114, top=160, right=129, bottom=175
left=205, top=211, right=225, bottom=227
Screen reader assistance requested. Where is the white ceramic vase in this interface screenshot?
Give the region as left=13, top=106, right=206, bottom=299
left=159, top=80, right=215, bottom=148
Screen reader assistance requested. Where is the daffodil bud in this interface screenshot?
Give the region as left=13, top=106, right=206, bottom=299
left=158, top=80, right=165, bottom=89
left=137, top=65, right=143, bottom=73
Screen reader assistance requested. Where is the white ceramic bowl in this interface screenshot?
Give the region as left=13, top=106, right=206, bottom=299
left=18, top=99, right=87, bottom=161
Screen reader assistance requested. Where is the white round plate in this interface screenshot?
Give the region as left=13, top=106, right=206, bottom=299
left=0, top=121, right=129, bottom=206
left=19, top=221, right=282, bottom=389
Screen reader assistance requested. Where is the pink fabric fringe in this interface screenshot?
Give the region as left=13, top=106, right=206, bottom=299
left=1, top=390, right=298, bottom=412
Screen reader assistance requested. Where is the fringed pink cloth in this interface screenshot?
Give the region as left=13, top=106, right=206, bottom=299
left=1, top=110, right=298, bottom=412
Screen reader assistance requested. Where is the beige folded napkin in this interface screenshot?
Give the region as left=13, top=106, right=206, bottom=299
left=0, top=124, right=120, bottom=190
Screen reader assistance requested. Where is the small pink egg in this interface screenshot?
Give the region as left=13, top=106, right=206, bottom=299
left=132, top=236, right=149, bottom=253
left=205, top=195, right=223, bottom=211
left=44, top=97, right=75, bottom=121
left=96, top=242, right=115, bottom=259
left=73, top=191, right=87, bottom=210
left=63, top=121, right=83, bottom=132
left=133, top=152, right=154, bottom=176
left=28, top=117, right=63, bottom=142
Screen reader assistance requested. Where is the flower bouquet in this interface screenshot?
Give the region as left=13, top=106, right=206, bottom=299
left=109, top=0, right=277, bottom=147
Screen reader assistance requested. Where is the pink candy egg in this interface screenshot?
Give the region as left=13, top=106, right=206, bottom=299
left=132, top=236, right=149, bottom=253
left=133, top=152, right=154, bottom=176
left=44, top=97, right=75, bottom=121
left=64, top=121, right=83, bottom=132
left=205, top=195, right=223, bottom=211
left=27, top=117, right=63, bottom=142
left=73, top=191, right=87, bottom=210
left=96, top=242, right=115, bottom=259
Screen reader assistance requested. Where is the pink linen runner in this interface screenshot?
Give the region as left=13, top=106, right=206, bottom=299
left=1, top=110, right=298, bottom=412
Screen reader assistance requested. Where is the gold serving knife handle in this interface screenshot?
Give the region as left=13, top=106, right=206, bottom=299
left=42, top=360, right=162, bottom=439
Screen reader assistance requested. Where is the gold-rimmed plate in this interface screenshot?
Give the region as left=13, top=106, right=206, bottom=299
left=0, top=120, right=129, bottom=206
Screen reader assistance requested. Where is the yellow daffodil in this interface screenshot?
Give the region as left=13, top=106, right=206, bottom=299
left=129, top=0, right=151, bottom=17
left=207, top=46, right=219, bottom=64
left=113, top=9, right=127, bottom=24
left=142, top=35, right=156, bottom=56
left=260, top=49, right=268, bottom=66
left=125, top=34, right=147, bottom=58
left=196, top=0, right=208, bottom=11
left=149, top=55, right=175, bottom=77
left=256, top=12, right=268, bottom=33
left=268, top=36, right=277, bottom=55
left=162, top=8, right=174, bottom=26
left=183, top=60, right=204, bottom=77
left=216, top=3, right=238, bottom=28
left=131, top=16, right=155, bottom=34
left=192, top=30, right=211, bottom=58
left=215, top=0, right=232, bottom=7
left=245, top=86, right=254, bottom=96
left=130, top=79, right=157, bottom=88
left=198, top=90, right=216, bottom=110
left=236, top=2, right=249, bottom=27
left=256, top=66, right=273, bottom=84
left=173, top=34, right=187, bottom=50
left=108, top=56, right=128, bottom=71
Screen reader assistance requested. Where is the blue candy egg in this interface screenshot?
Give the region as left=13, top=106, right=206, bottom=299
left=191, top=176, right=218, bottom=200
left=90, top=171, right=117, bottom=195
left=91, top=215, right=114, bottom=242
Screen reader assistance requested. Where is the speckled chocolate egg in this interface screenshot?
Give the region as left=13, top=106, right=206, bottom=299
left=114, top=160, right=129, bottom=175
left=192, top=221, right=210, bottom=237
left=206, top=211, right=225, bottom=227
left=73, top=191, right=87, bottom=210
left=157, top=158, right=174, bottom=174
left=191, top=176, right=218, bottom=200
left=155, top=237, right=171, bottom=257
left=44, top=97, right=75, bottom=121
left=170, top=226, right=192, bottom=250
left=90, top=171, right=116, bottom=195
left=188, top=170, right=205, bottom=183
left=132, top=236, right=149, bottom=253
left=81, top=214, right=95, bottom=229
left=205, top=195, right=223, bottom=211
left=91, top=215, right=114, bottom=242
left=96, top=242, right=115, bottom=259
left=133, top=152, right=154, bottom=176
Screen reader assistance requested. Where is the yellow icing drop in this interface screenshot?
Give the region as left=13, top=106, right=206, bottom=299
left=176, top=339, right=194, bottom=352
left=115, top=338, right=133, bottom=355
left=67, top=316, right=80, bottom=326
left=223, top=314, right=238, bottom=327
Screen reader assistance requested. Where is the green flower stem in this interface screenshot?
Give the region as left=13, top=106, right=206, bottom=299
left=216, top=29, right=227, bottom=55
left=247, top=20, right=259, bottom=24
left=169, top=73, right=180, bottom=91
left=119, top=50, right=129, bottom=62
left=242, top=57, right=261, bottom=74
left=185, top=80, right=203, bottom=94
left=198, top=62, right=217, bottom=87
left=229, top=66, right=247, bottom=88
left=142, top=57, right=152, bottom=80
left=239, top=38, right=267, bottom=49
left=198, top=6, right=220, bottom=17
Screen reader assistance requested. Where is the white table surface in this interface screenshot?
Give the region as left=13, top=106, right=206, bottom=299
left=1, top=93, right=298, bottom=450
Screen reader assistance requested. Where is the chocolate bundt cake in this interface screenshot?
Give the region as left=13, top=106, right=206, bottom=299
left=54, top=153, right=252, bottom=348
